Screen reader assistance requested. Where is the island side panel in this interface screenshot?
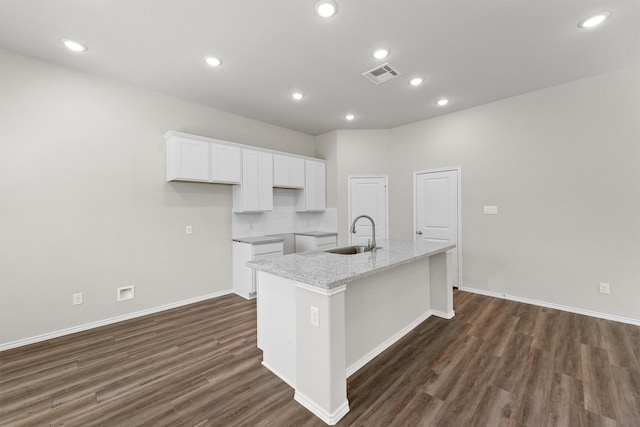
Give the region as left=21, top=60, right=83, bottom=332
left=429, top=250, right=455, bottom=319
left=345, top=257, right=431, bottom=375
left=294, top=285, right=349, bottom=424
left=256, top=271, right=297, bottom=387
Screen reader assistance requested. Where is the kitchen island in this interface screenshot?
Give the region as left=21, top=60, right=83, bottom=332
left=247, top=239, right=455, bottom=425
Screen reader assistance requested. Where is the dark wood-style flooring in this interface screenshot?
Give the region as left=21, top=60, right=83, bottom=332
left=1, top=290, right=639, bottom=426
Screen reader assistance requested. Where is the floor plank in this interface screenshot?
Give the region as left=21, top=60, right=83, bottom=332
left=1, top=291, right=639, bottom=426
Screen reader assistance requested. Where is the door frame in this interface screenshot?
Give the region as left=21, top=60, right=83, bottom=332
left=347, top=175, right=390, bottom=245
left=413, top=167, right=463, bottom=288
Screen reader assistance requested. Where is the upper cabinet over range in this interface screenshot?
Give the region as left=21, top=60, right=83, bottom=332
left=164, top=131, right=326, bottom=212
left=273, top=154, right=305, bottom=189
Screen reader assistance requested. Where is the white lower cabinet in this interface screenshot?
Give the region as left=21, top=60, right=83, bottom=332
left=295, top=234, right=337, bottom=253
left=233, top=241, right=283, bottom=299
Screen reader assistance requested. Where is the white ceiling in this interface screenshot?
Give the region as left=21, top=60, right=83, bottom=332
left=1, top=0, right=638, bottom=135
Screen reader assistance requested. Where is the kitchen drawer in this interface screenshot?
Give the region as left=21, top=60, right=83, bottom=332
left=253, top=251, right=283, bottom=261
left=253, top=242, right=284, bottom=256
left=316, top=235, right=337, bottom=246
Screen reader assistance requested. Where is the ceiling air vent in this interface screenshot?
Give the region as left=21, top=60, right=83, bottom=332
left=362, top=63, right=401, bottom=85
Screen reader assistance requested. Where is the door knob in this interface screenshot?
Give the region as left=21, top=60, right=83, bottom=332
left=416, top=230, right=423, bottom=235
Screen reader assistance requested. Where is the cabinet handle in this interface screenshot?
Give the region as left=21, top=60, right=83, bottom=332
left=416, top=230, right=423, bottom=235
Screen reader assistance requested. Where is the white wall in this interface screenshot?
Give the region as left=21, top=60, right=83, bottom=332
left=0, top=49, right=315, bottom=346
left=334, top=130, right=390, bottom=246
left=326, top=66, right=639, bottom=320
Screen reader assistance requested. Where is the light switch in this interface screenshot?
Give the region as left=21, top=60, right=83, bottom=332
left=72, top=293, right=83, bottom=305
left=185, top=225, right=193, bottom=234
left=483, top=206, right=498, bottom=215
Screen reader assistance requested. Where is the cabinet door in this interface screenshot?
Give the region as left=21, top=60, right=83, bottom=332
left=168, top=137, right=210, bottom=182
left=314, top=161, right=326, bottom=210
left=304, top=160, right=317, bottom=210
left=290, top=157, right=305, bottom=188
left=304, top=160, right=326, bottom=211
left=232, top=242, right=254, bottom=299
left=274, top=154, right=304, bottom=189
left=258, top=152, right=274, bottom=210
left=242, top=149, right=260, bottom=211
left=295, top=235, right=315, bottom=253
left=273, top=154, right=290, bottom=187
left=297, top=159, right=326, bottom=211
left=210, top=143, right=241, bottom=183
left=234, top=149, right=273, bottom=212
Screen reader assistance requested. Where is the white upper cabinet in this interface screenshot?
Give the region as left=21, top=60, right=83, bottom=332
left=166, top=131, right=326, bottom=213
left=273, top=154, right=305, bottom=189
left=210, top=142, right=242, bottom=184
left=166, top=136, right=210, bottom=182
left=166, top=133, right=241, bottom=184
left=233, top=149, right=273, bottom=212
left=296, top=159, right=326, bottom=212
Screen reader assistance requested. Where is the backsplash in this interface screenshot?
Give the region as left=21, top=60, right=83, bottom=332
left=232, top=188, right=337, bottom=238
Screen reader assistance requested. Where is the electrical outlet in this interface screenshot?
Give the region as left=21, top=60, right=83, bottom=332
left=117, top=286, right=135, bottom=301
left=483, top=206, right=498, bottom=215
left=310, top=306, right=319, bottom=327
left=599, top=282, right=610, bottom=294
left=73, top=293, right=83, bottom=305
left=185, top=225, right=193, bottom=235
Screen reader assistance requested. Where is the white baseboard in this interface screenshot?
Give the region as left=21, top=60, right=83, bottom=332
left=346, top=310, right=432, bottom=378
left=431, top=309, right=455, bottom=320
left=294, top=391, right=349, bottom=426
left=233, top=290, right=256, bottom=300
left=462, top=286, right=640, bottom=326
left=0, top=290, right=234, bottom=352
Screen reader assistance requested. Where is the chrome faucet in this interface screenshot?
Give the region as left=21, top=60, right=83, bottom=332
left=350, top=215, right=377, bottom=251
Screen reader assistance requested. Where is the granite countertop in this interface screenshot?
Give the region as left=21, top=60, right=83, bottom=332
left=233, top=236, right=285, bottom=244
left=247, top=239, right=455, bottom=290
left=294, top=231, right=338, bottom=237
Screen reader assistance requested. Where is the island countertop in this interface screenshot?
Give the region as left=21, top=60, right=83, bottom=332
left=247, top=239, right=455, bottom=290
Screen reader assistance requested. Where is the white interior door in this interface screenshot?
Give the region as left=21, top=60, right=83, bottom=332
left=348, top=176, right=388, bottom=246
left=415, top=169, right=460, bottom=287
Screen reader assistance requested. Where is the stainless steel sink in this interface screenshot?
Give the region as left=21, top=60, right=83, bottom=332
left=325, top=245, right=380, bottom=255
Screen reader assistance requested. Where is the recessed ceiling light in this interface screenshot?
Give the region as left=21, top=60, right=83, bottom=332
left=409, top=77, right=424, bottom=86
left=61, top=39, right=87, bottom=52
left=372, top=48, right=389, bottom=60
left=315, top=0, right=338, bottom=18
left=291, top=92, right=304, bottom=101
left=578, top=11, right=611, bottom=28
left=204, top=56, right=222, bottom=67
left=345, top=114, right=355, bottom=121
left=436, top=98, right=449, bottom=107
